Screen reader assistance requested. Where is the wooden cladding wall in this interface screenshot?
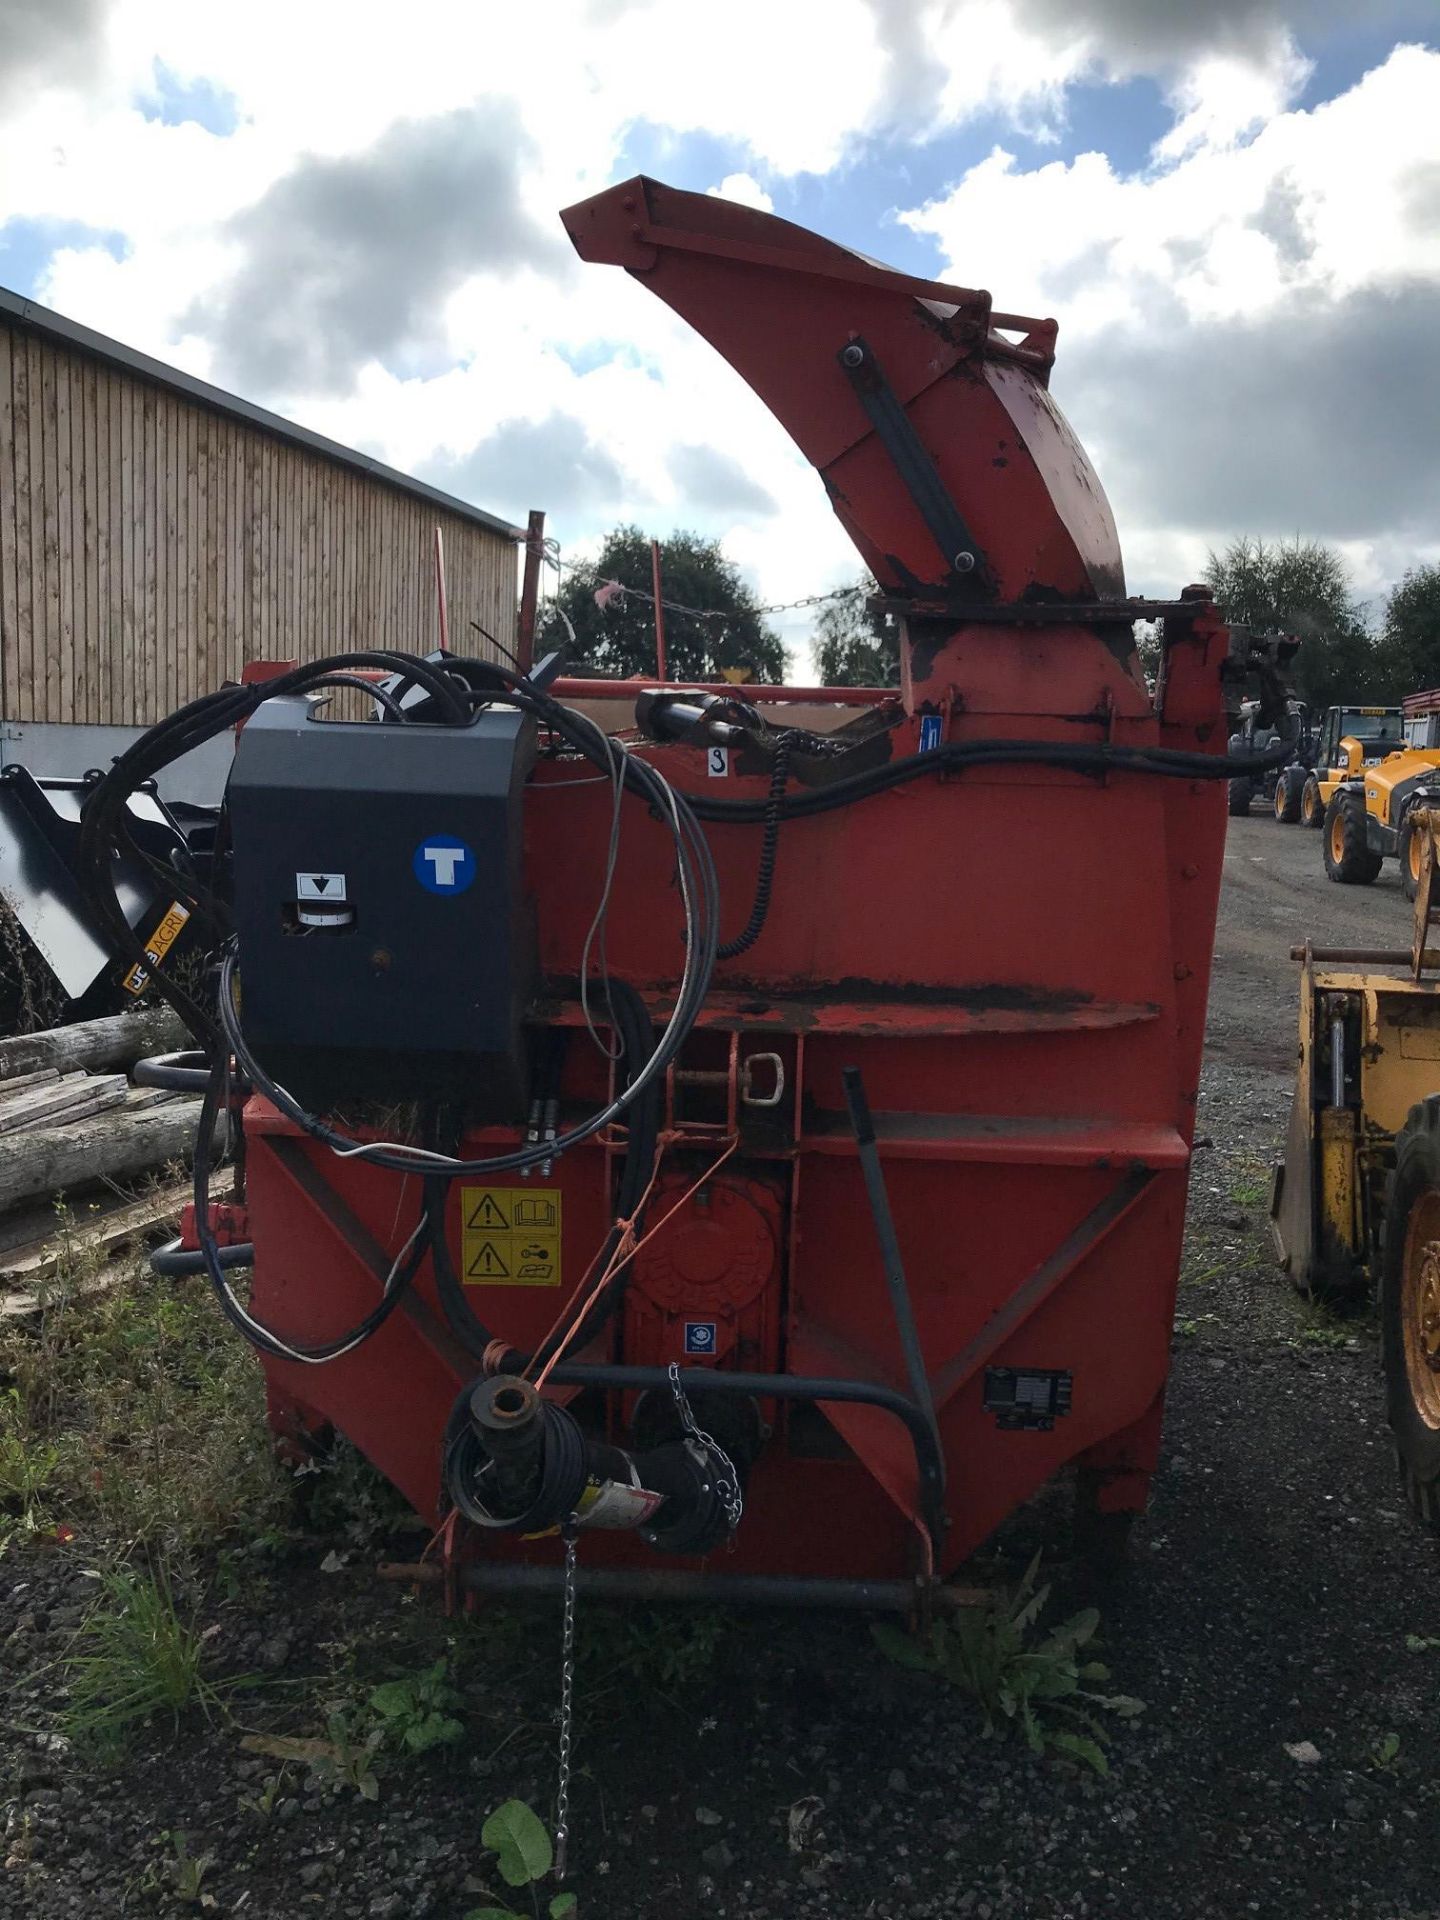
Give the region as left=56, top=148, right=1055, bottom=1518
left=0, top=325, right=518, bottom=726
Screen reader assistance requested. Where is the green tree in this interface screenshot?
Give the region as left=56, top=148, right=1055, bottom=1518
left=543, top=525, right=786, bottom=682
left=1201, top=535, right=1400, bottom=709
left=1383, top=565, right=1440, bottom=694
left=813, top=576, right=899, bottom=687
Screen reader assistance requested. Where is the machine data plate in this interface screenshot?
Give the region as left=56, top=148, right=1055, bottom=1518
left=460, top=1187, right=562, bottom=1286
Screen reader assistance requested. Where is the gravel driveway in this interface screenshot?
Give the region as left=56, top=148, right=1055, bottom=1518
left=4, top=811, right=1439, bottom=1920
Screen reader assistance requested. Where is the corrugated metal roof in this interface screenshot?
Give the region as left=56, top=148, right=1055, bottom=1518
left=0, top=284, right=525, bottom=543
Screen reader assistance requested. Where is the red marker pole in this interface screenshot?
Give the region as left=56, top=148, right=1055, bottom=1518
left=650, top=537, right=668, bottom=681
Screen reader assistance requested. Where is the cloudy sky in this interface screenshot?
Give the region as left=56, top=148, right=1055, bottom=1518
left=1, top=0, right=1437, bottom=670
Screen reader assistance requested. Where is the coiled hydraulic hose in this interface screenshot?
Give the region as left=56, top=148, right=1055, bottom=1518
left=716, top=733, right=795, bottom=959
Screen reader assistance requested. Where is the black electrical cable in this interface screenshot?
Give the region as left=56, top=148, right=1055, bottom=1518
left=424, top=981, right=661, bottom=1368
left=190, top=1053, right=431, bottom=1363
left=717, top=733, right=794, bottom=959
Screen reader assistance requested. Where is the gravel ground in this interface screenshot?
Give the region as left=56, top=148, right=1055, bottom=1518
left=5, top=812, right=1440, bottom=1920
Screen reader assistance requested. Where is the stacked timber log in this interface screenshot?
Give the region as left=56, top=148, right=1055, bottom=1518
left=0, top=1007, right=218, bottom=1313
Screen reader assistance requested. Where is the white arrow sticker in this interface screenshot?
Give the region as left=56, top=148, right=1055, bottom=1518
left=296, top=872, right=347, bottom=901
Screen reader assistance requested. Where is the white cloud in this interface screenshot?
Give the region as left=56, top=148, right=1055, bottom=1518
left=3, top=2, right=1437, bottom=676
left=707, top=173, right=774, bottom=213
left=901, top=43, right=1440, bottom=590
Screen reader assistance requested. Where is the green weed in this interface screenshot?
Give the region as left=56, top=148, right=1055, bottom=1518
left=577, top=1605, right=727, bottom=1695
left=1369, top=1731, right=1402, bottom=1774
left=1174, top=1313, right=1221, bottom=1339
left=465, top=1799, right=576, bottom=1918
left=367, top=1658, right=465, bottom=1756
left=137, top=1830, right=217, bottom=1909
left=293, top=1436, right=421, bottom=1548
left=307, top=1710, right=384, bottom=1802
left=873, top=1555, right=1143, bottom=1774
left=1289, top=1323, right=1351, bottom=1351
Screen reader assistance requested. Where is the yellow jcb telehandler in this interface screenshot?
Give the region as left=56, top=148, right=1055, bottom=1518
left=1293, top=703, right=1403, bottom=828
left=1320, top=692, right=1440, bottom=897
left=1272, top=810, right=1440, bottom=1528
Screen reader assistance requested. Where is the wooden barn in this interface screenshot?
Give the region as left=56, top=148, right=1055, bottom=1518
left=0, top=286, right=523, bottom=797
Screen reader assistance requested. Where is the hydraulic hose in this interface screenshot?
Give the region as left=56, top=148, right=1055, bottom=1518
left=687, top=734, right=1296, bottom=824
left=717, top=733, right=794, bottom=959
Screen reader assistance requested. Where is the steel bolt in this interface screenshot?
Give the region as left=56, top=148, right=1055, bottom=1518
left=1174, top=962, right=1193, bottom=980
left=1182, top=863, right=1199, bottom=879
left=630, top=223, right=644, bottom=239
left=954, top=552, right=977, bottom=574
left=840, top=343, right=865, bottom=368
left=622, top=196, right=636, bottom=211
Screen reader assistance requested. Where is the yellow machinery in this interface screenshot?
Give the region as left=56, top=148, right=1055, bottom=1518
left=1320, top=695, right=1440, bottom=896
left=1272, top=813, right=1440, bottom=1525
left=1296, top=704, right=1402, bottom=827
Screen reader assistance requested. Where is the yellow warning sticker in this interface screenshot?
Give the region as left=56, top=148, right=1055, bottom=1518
left=460, top=1187, right=562, bottom=1287
left=122, top=900, right=192, bottom=995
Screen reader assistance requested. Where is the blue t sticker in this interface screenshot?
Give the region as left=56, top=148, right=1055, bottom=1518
left=683, top=1321, right=717, bottom=1356
left=919, top=713, right=943, bottom=753
left=414, top=836, right=477, bottom=895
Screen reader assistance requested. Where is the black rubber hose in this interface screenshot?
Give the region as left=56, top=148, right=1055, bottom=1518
left=687, top=734, right=1297, bottom=824
left=717, top=734, right=794, bottom=959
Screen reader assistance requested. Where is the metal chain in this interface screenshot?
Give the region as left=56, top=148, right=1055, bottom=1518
left=666, top=1361, right=745, bottom=1533
left=554, top=1517, right=579, bottom=1881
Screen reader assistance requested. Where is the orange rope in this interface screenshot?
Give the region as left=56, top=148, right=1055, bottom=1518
left=530, top=1132, right=740, bottom=1393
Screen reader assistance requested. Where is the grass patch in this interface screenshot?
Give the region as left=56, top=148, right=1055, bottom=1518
left=1230, top=1175, right=1269, bottom=1210
left=0, top=1243, right=287, bottom=1555
left=63, top=1565, right=250, bottom=1755
left=0, top=1385, right=61, bottom=1543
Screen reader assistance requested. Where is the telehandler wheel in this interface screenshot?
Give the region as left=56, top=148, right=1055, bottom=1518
left=1227, top=777, right=1253, bottom=818
left=1323, top=791, right=1382, bottom=885
left=1400, top=812, right=1424, bottom=903
left=1301, top=775, right=1325, bottom=828
left=1380, top=1100, right=1440, bottom=1532
left=1273, top=767, right=1304, bottom=823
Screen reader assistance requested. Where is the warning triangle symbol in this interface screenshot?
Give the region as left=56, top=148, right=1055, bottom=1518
left=313, top=876, right=330, bottom=892
left=467, top=1241, right=510, bottom=1279
left=466, top=1193, right=509, bottom=1231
